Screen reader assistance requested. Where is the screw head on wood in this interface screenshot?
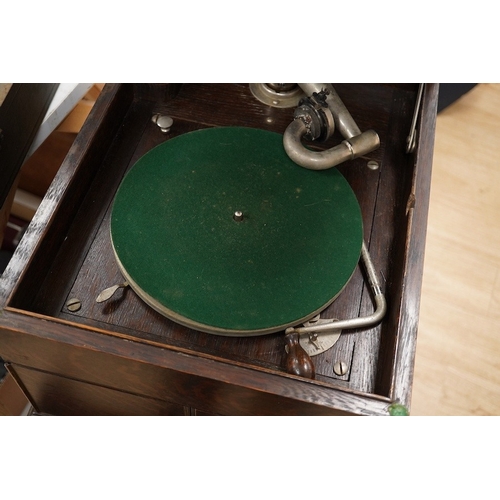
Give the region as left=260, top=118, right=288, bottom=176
left=66, top=298, right=81, bottom=312
left=333, top=360, right=348, bottom=376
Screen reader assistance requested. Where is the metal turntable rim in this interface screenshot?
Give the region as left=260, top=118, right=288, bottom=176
left=110, top=126, right=363, bottom=336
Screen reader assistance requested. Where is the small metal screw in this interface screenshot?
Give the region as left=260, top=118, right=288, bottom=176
left=333, top=360, right=348, bottom=376
left=66, top=298, right=81, bottom=312
left=367, top=160, right=379, bottom=170
left=152, top=114, right=173, bottom=133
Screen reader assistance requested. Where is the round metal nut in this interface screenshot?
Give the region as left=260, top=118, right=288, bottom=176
left=152, top=114, right=173, bottom=133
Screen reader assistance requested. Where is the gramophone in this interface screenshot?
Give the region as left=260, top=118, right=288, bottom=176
left=0, top=83, right=437, bottom=415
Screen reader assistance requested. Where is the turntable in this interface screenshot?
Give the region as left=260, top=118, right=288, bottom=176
left=0, top=84, right=438, bottom=415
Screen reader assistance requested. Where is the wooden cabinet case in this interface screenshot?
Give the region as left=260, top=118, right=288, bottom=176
left=0, top=83, right=438, bottom=415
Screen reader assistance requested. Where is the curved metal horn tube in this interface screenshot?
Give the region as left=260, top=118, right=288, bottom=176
left=283, top=119, right=380, bottom=171
left=283, top=83, right=380, bottom=170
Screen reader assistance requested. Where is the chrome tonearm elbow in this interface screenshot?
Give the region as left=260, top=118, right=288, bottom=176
left=283, top=83, right=380, bottom=170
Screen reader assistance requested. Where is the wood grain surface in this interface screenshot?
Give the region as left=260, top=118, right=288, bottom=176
left=411, top=83, right=500, bottom=415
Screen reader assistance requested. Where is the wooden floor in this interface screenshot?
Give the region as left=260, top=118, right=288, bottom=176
left=410, top=83, right=500, bottom=415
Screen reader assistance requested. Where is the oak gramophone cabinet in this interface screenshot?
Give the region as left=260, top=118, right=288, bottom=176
left=0, top=83, right=438, bottom=415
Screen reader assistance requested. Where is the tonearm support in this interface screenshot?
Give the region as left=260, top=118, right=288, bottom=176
left=284, top=241, right=387, bottom=379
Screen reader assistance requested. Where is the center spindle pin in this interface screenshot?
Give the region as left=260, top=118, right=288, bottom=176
left=233, top=211, right=244, bottom=222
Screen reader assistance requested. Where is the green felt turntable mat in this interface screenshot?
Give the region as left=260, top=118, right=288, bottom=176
left=110, top=126, right=363, bottom=336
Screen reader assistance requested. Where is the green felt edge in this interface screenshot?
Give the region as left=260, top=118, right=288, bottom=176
left=111, top=231, right=359, bottom=336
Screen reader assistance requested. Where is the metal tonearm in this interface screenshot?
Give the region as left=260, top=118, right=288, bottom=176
left=285, top=241, right=387, bottom=337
